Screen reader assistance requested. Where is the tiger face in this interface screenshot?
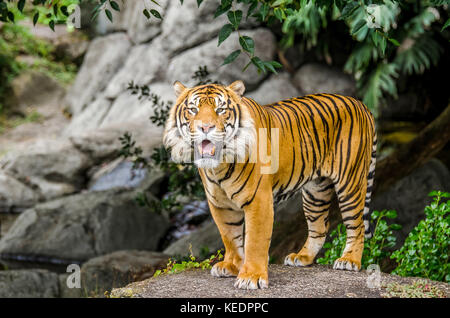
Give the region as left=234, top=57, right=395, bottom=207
left=163, top=81, right=256, bottom=169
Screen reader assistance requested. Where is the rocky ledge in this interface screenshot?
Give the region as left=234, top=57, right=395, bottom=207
left=110, top=264, right=450, bottom=298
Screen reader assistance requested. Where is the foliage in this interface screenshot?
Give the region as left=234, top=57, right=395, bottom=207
left=2, top=1, right=448, bottom=114
left=391, top=191, right=450, bottom=283
left=381, top=280, right=446, bottom=298
left=0, top=23, right=77, bottom=114
left=153, top=245, right=223, bottom=277
left=317, top=209, right=401, bottom=269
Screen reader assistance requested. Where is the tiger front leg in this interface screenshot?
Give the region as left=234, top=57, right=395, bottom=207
left=208, top=205, right=245, bottom=277
left=234, top=188, right=274, bottom=290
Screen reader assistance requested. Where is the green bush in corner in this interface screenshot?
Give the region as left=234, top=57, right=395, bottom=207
left=391, top=191, right=450, bottom=283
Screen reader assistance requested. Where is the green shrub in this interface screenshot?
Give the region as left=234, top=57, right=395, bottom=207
left=317, top=209, right=401, bottom=269
left=154, top=246, right=224, bottom=277
left=391, top=191, right=450, bottom=283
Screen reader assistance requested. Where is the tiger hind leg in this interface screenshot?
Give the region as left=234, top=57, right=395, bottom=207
left=284, top=177, right=334, bottom=267
left=333, top=180, right=367, bottom=271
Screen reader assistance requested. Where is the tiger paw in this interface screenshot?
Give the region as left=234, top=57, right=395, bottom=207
left=234, top=265, right=268, bottom=290
left=211, top=261, right=239, bottom=277
left=284, top=252, right=314, bottom=267
left=333, top=257, right=361, bottom=271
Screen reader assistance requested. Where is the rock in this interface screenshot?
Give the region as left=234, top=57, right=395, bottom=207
left=96, top=0, right=166, bottom=44
left=293, top=63, right=356, bottom=96
left=0, top=138, right=92, bottom=199
left=163, top=220, right=222, bottom=258
left=65, top=33, right=132, bottom=116
left=0, top=188, right=169, bottom=265
left=371, top=158, right=450, bottom=245
left=0, top=171, right=40, bottom=213
left=53, top=31, right=90, bottom=65
left=58, top=273, right=83, bottom=298
left=64, top=95, right=113, bottom=136
left=102, top=42, right=170, bottom=99
left=110, top=264, right=450, bottom=298
left=166, top=29, right=277, bottom=90
left=80, top=250, right=169, bottom=296
left=88, top=158, right=148, bottom=191
left=9, top=71, right=66, bottom=114
left=68, top=120, right=164, bottom=158
left=0, top=269, right=59, bottom=298
left=102, top=82, right=174, bottom=126
left=247, top=73, right=301, bottom=105
left=159, top=0, right=258, bottom=55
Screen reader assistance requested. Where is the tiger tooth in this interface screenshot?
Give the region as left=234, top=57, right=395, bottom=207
left=198, top=144, right=203, bottom=155
left=211, top=146, right=215, bottom=156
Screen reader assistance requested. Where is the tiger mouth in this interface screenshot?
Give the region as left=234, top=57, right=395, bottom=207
left=194, top=139, right=222, bottom=160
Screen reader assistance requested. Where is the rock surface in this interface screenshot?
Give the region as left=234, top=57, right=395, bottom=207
left=163, top=221, right=222, bottom=258
left=0, top=269, right=59, bottom=298
left=0, top=188, right=169, bottom=264
left=110, top=264, right=450, bottom=298
left=80, top=250, right=169, bottom=296
left=293, top=63, right=356, bottom=96
left=371, top=158, right=450, bottom=245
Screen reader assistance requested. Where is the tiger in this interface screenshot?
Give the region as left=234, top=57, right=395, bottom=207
left=163, top=80, right=377, bottom=290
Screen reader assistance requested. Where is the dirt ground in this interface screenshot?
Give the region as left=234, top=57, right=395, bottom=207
left=111, top=264, right=449, bottom=298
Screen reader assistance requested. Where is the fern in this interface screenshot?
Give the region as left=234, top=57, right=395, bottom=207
left=394, top=33, right=443, bottom=75
left=359, top=62, right=399, bottom=115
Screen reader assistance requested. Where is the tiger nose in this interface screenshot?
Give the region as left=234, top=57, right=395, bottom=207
left=199, top=123, right=215, bottom=133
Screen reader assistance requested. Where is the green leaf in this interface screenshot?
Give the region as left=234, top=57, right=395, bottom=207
left=214, top=2, right=231, bottom=18
left=441, top=18, right=450, bottom=31
left=218, top=24, right=234, bottom=46
left=388, top=37, right=400, bottom=46
left=143, top=9, right=151, bottom=19
left=150, top=9, right=162, bottom=19
left=110, top=1, right=120, bottom=12
left=227, top=10, right=242, bottom=29
left=17, top=0, right=25, bottom=12
left=340, top=2, right=359, bottom=20
left=251, top=56, right=266, bottom=73
left=49, top=20, right=55, bottom=31
left=222, top=50, right=241, bottom=66
left=33, top=12, right=39, bottom=26
left=105, top=9, right=113, bottom=22
left=239, top=35, right=254, bottom=54
left=7, top=11, right=15, bottom=23
left=246, top=1, right=258, bottom=19
left=259, top=3, right=270, bottom=21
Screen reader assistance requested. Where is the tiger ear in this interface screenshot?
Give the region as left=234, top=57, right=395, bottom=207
left=173, top=81, right=187, bottom=98
left=228, top=80, right=245, bottom=97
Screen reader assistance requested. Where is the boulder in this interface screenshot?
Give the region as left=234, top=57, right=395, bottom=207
left=167, top=29, right=277, bottom=90
left=65, top=32, right=132, bottom=116
left=79, top=250, right=169, bottom=296
left=371, top=158, right=450, bottom=245
left=0, top=188, right=169, bottom=264
left=0, top=269, right=59, bottom=298
left=0, top=171, right=40, bottom=213
left=102, top=42, right=170, bottom=99
left=0, top=138, right=92, bottom=199
left=96, top=0, right=166, bottom=44
left=88, top=159, right=148, bottom=192
left=102, top=82, right=174, bottom=126
left=247, top=73, right=301, bottom=105
left=163, top=220, right=222, bottom=258
left=293, top=63, right=356, bottom=96
left=9, top=71, right=66, bottom=114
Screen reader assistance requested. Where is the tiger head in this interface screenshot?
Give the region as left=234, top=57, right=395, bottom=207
left=163, top=81, right=256, bottom=169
